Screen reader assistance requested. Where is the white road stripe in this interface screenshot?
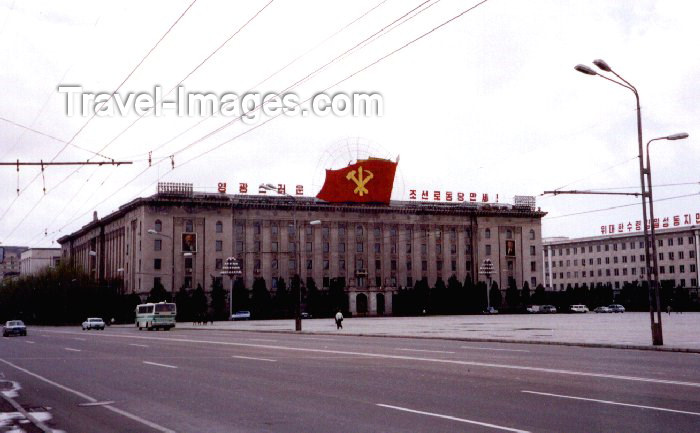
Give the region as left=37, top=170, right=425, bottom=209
left=37, top=330, right=700, bottom=389
left=247, top=338, right=277, bottom=342
left=129, top=343, right=149, bottom=348
left=378, top=404, right=530, bottom=433
left=64, top=348, right=81, bottom=352
left=232, top=355, right=276, bottom=362
left=73, top=337, right=86, bottom=341
left=397, top=348, right=456, bottom=354
left=0, top=358, right=175, bottom=433
left=25, top=341, right=35, bottom=344
left=301, top=337, right=336, bottom=342
left=522, top=390, right=700, bottom=417
left=143, top=361, right=177, bottom=369
left=461, top=346, right=530, bottom=353
left=78, top=401, right=115, bottom=407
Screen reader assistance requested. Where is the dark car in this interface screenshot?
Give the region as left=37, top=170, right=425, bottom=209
left=541, top=305, right=557, bottom=313
left=3, top=320, right=27, bottom=337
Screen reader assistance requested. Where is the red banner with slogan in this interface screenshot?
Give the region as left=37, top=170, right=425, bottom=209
left=316, top=158, right=397, bottom=204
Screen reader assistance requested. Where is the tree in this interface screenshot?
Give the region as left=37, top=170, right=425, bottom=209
left=447, top=274, right=463, bottom=314
left=147, top=281, right=171, bottom=303
left=191, top=283, right=208, bottom=321
left=431, top=277, right=448, bottom=314
left=531, top=284, right=546, bottom=305
left=505, top=279, right=519, bottom=311
left=521, top=281, right=531, bottom=307
left=273, top=277, right=289, bottom=318
left=328, top=277, right=347, bottom=314
left=210, top=276, right=228, bottom=321
left=250, top=277, right=272, bottom=319
left=489, top=281, right=502, bottom=310
left=175, top=286, right=193, bottom=322
left=232, top=278, right=249, bottom=313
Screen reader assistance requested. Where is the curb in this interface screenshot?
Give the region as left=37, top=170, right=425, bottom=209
left=174, top=325, right=700, bottom=354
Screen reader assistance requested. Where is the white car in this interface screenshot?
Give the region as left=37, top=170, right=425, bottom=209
left=82, top=317, right=105, bottom=330
left=231, top=311, right=251, bottom=321
left=569, top=305, right=589, bottom=313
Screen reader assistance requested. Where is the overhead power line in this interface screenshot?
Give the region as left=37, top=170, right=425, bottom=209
left=544, top=192, right=700, bottom=220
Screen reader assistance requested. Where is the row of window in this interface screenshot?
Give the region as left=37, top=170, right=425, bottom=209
left=547, top=236, right=696, bottom=256
left=549, top=263, right=697, bottom=280
left=549, top=250, right=697, bottom=269
left=549, top=278, right=698, bottom=290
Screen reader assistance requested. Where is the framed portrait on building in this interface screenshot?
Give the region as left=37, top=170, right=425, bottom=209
left=505, top=240, right=515, bottom=257
left=182, top=233, right=197, bottom=252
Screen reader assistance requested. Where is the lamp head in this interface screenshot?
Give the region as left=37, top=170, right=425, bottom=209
left=309, top=220, right=321, bottom=225
left=147, top=229, right=157, bottom=234
left=574, top=64, right=597, bottom=76
left=593, top=59, right=612, bottom=72
left=666, top=132, right=689, bottom=140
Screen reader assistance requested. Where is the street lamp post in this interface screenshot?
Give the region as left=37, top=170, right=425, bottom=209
left=575, top=59, right=665, bottom=345
left=479, top=259, right=494, bottom=312
left=260, top=183, right=320, bottom=331
left=222, top=257, right=242, bottom=320
left=646, top=132, right=689, bottom=327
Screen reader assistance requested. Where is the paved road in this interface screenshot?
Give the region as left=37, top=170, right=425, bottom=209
left=1, top=327, right=699, bottom=432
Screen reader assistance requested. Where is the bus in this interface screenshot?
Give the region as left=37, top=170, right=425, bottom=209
left=135, top=302, right=177, bottom=330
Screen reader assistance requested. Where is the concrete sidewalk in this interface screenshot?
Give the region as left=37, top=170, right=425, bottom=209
left=175, top=312, right=700, bottom=353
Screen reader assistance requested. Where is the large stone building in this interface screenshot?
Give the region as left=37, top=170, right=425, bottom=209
left=20, top=248, right=61, bottom=276
left=58, top=188, right=545, bottom=315
left=542, top=225, right=700, bottom=293
left=0, top=246, right=27, bottom=280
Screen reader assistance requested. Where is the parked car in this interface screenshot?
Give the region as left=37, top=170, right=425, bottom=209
left=526, top=305, right=540, bottom=313
left=231, top=310, right=251, bottom=321
left=569, top=304, right=589, bottom=313
left=3, top=320, right=27, bottom=337
left=541, top=305, right=557, bottom=313
left=594, top=306, right=612, bottom=313
left=608, top=304, right=626, bottom=313
left=483, top=307, right=499, bottom=314
left=301, top=312, right=312, bottom=319
left=82, top=317, right=106, bottom=330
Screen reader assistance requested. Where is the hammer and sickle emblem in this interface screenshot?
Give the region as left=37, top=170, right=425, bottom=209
left=346, top=166, right=373, bottom=196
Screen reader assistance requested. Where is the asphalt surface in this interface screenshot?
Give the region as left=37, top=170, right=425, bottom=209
left=1, top=326, right=699, bottom=432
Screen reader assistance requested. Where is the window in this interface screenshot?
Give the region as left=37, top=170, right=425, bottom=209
left=597, top=258, right=602, bottom=265
left=660, top=266, right=665, bottom=274
left=529, top=229, right=535, bottom=240
left=289, top=259, right=296, bottom=270
left=450, top=244, right=457, bottom=254
left=374, top=227, right=381, bottom=238
left=374, top=243, right=381, bottom=253
left=271, top=224, right=278, bottom=236
left=407, top=277, right=413, bottom=287
left=215, top=240, right=223, bottom=252
left=679, top=251, right=684, bottom=259
left=305, top=225, right=312, bottom=236
left=306, top=242, right=312, bottom=252
left=323, top=242, right=329, bottom=253
left=215, top=221, right=223, bottom=233
left=375, top=276, right=382, bottom=286
left=154, top=220, right=162, bottom=232
left=669, top=265, right=675, bottom=274
left=338, top=225, right=345, bottom=237
left=437, top=261, right=443, bottom=271
left=375, top=259, right=381, bottom=270
left=185, top=220, right=194, bottom=232
left=339, top=259, right=345, bottom=270
left=154, top=277, right=161, bottom=289
left=154, top=239, right=162, bottom=251
left=407, top=261, right=412, bottom=271
left=531, top=261, right=537, bottom=272
left=254, top=241, right=260, bottom=252
left=406, top=243, right=412, bottom=254
left=185, top=257, right=193, bottom=269
left=322, top=226, right=330, bottom=237
left=658, top=239, right=663, bottom=247
left=485, top=245, right=491, bottom=255
left=605, top=244, right=609, bottom=252
left=215, top=259, right=222, bottom=270
left=669, top=252, right=675, bottom=260
left=436, top=244, right=442, bottom=254
left=668, top=238, right=674, bottom=246
left=288, top=223, right=295, bottom=235
left=691, top=264, right=696, bottom=272
left=338, top=243, right=345, bottom=253
left=659, top=252, right=664, bottom=261
left=271, top=242, right=278, bottom=252
left=421, top=244, right=427, bottom=254
left=421, top=261, right=427, bottom=271
left=613, top=243, right=618, bottom=251
left=272, top=259, right=278, bottom=270
left=485, top=228, right=491, bottom=239
left=613, top=257, right=618, bottom=264
left=356, top=242, right=363, bottom=253
left=631, top=255, right=636, bottom=263
left=605, top=257, right=610, bottom=264
left=323, top=260, right=329, bottom=270
left=356, top=225, right=364, bottom=237
left=235, top=223, right=244, bottom=236
left=235, top=241, right=243, bottom=253
left=530, top=245, right=536, bottom=256
left=451, top=260, right=456, bottom=272
left=154, top=259, right=161, bottom=270
left=506, top=229, right=513, bottom=239
left=597, top=245, right=601, bottom=252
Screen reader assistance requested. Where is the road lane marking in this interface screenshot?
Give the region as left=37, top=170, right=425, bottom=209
left=25, top=341, right=35, bottom=344
left=129, top=343, right=149, bottom=348
left=0, top=358, right=175, bottom=433
left=300, top=337, right=336, bottom=342
left=377, top=404, right=530, bottom=432
left=397, top=348, right=456, bottom=354
left=460, top=346, right=530, bottom=353
left=78, top=401, right=115, bottom=407
left=72, top=338, right=86, bottom=341
left=143, top=361, right=177, bottom=369
left=247, top=338, right=278, bottom=342
left=232, top=355, right=276, bottom=362
left=522, top=390, right=700, bottom=417
left=64, top=348, right=81, bottom=352
left=37, top=330, right=700, bottom=389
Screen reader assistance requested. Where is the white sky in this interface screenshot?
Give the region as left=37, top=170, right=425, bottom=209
left=0, top=0, right=698, bottom=248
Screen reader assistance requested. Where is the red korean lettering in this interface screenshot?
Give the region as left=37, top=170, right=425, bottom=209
left=446, top=191, right=453, bottom=202
left=409, top=189, right=417, bottom=200
left=239, top=183, right=248, bottom=194
left=469, top=192, right=477, bottom=202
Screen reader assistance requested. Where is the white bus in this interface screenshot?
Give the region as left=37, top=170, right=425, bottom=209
left=135, top=302, right=177, bottom=330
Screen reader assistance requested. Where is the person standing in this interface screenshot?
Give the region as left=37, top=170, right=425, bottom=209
left=335, top=310, right=343, bottom=330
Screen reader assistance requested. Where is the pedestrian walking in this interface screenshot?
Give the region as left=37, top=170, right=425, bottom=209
left=666, top=305, right=672, bottom=315
left=335, top=310, right=343, bottom=330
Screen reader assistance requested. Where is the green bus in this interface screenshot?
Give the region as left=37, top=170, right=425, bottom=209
left=135, top=302, right=177, bottom=330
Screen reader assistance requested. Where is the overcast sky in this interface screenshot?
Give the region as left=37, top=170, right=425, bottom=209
left=0, top=0, right=698, bottom=248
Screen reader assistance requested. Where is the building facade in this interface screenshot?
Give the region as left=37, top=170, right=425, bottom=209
left=543, top=225, right=700, bottom=292
left=0, top=246, right=27, bottom=280
left=19, top=248, right=61, bottom=276
left=58, top=190, right=545, bottom=315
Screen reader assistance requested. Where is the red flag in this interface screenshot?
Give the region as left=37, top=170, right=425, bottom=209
left=316, top=158, right=397, bottom=204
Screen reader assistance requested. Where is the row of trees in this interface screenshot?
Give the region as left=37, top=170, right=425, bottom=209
left=2, top=266, right=698, bottom=325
